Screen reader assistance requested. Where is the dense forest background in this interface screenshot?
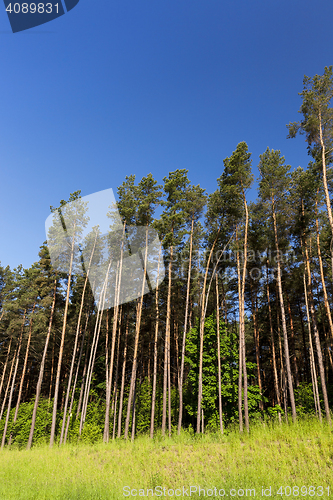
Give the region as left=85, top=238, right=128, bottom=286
left=1, top=67, right=333, bottom=448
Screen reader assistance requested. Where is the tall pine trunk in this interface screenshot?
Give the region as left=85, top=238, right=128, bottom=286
left=60, top=232, right=97, bottom=444
left=50, top=220, right=77, bottom=447
left=303, top=238, right=331, bottom=425
left=124, top=227, right=150, bottom=439
left=0, top=338, right=12, bottom=403
left=303, top=274, right=322, bottom=420
left=178, top=218, right=194, bottom=434
left=162, top=244, right=173, bottom=436
left=215, top=272, right=223, bottom=433
left=197, top=230, right=220, bottom=433
left=0, top=340, right=19, bottom=422
left=315, top=194, right=333, bottom=345
left=266, top=261, right=281, bottom=423
left=272, top=197, right=297, bottom=423
left=1, top=320, right=24, bottom=449
left=104, top=224, right=126, bottom=442
left=118, top=309, right=129, bottom=438
left=27, top=280, right=57, bottom=449
left=150, top=246, right=162, bottom=438
left=9, top=301, right=36, bottom=446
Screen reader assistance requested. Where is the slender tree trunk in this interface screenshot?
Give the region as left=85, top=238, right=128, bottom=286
left=197, top=229, right=220, bottom=433
left=0, top=338, right=12, bottom=403
left=118, top=310, right=129, bottom=438
left=27, top=280, right=57, bottom=449
left=105, top=309, right=109, bottom=394
left=151, top=246, right=162, bottom=438
left=215, top=272, right=223, bottom=433
left=80, top=290, right=106, bottom=434
left=286, top=294, right=299, bottom=388
left=0, top=309, right=26, bottom=423
left=272, top=197, right=297, bottom=423
left=80, top=258, right=113, bottom=436
left=131, top=380, right=137, bottom=442
left=124, top=227, right=150, bottom=439
left=250, top=278, right=263, bottom=409
left=298, top=301, right=310, bottom=383
left=220, top=278, right=228, bottom=325
left=266, top=261, right=281, bottom=423
left=63, top=309, right=90, bottom=444
left=276, top=305, right=288, bottom=423
left=303, top=274, right=322, bottom=421
left=48, top=329, right=56, bottom=405
left=9, top=301, right=36, bottom=446
left=315, top=193, right=333, bottom=345
left=76, top=323, right=91, bottom=419
left=162, top=243, right=173, bottom=437
left=104, top=224, right=126, bottom=442
left=50, top=219, right=77, bottom=447
left=177, top=218, right=194, bottom=434
left=60, top=233, right=97, bottom=445
left=1, top=324, right=24, bottom=449
left=112, top=307, right=122, bottom=440
left=319, top=109, right=333, bottom=240
left=303, top=237, right=331, bottom=425
left=236, top=237, right=243, bottom=433
left=167, top=332, right=172, bottom=437
left=240, top=186, right=249, bottom=433
left=0, top=341, right=18, bottom=422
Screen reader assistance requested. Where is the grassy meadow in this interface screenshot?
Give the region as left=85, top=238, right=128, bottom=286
left=0, top=418, right=332, bottom=499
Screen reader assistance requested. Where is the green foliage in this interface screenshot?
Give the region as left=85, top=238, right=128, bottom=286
left=294, top=382, right=321, bottom=417
left=0, top=398, right=52, bottom=447
left=287, top=66, right=333, bottom=160
left=184, top=313, right=262, bottom=428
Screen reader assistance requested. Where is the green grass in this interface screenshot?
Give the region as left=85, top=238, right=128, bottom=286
left=0, top=418, right=332, bottom=499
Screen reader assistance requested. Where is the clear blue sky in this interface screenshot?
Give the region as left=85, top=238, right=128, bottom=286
left=1, top=0, right=332, bottom=270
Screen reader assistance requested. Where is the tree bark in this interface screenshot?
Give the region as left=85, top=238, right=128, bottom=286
left=124, top=227, right=150, bottom=439
left=177, top=217, right=194, bottom=434
left=236, top=237, right=243, bottom=433
left=50, top=218, right=77, bottom=447
left=315, top=193, right=333, bottom=346
left=112, top=307, right=122, bottom=440
left=0, top=340, right=18, bottom=422
left=250, top=278, right=263, bottom=410
left=162, top=241, right=173, bottom=437
left=60, top=232, right=97, bottom=445
left=63, top=308, right=90, bottom=444
left=272, top=196, right=297, bottom=423
left=197, top=229, right=220, bottom=433
left=303, top=238, right=331, bottom=425
left=215, top=272, right=223, bottom=433
left=1, top=320, right=24, bottom=449
left=303, top=274, right=322, bottom=421
left=27, top=280, right=57, bottom=449
left=240, top=187, right=249, bottom=433
left=286, top=293, right=299, bottom=388
left=0, top=338, right=12, bottom=404
left=9, top=301, right=36, bottom=446
left=118, top=309, right=129, bottom=438
left=104, top=224, right=126, bottom=442
left=266, top=261, right=281, bottom=423
left=150, top=246, right=162, bottom=438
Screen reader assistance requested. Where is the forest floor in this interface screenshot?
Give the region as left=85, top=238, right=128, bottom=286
left=0, top=418, right=332, bottom=499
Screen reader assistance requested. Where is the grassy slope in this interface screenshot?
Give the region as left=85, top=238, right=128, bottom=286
left=0, top=418, right=332, bottom=499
